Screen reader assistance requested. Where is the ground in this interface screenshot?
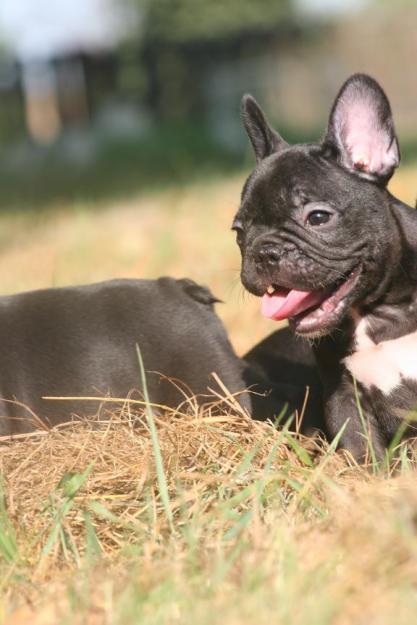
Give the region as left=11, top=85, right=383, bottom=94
left=1, top=166, right=417, bottom=624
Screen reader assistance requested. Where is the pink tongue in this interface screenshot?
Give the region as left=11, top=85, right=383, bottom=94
left=261, top=288, right=325, bottom=321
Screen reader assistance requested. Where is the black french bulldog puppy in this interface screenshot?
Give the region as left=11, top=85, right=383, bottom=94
left=234, top=73, right=417, bottom=461
left=0, top=277, right=307, bottom=435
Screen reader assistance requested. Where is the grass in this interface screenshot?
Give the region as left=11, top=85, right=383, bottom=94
left=2, top=406, right=417, bottom=625
left=1, top=163, right=417, bottom=623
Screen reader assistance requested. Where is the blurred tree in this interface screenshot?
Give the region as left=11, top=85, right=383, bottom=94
left=130, top=0, right=294, bottom=121
left=143, top=0, right=292, bottom=43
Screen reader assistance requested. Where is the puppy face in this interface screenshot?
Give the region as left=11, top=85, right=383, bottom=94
left=234, top=74, right=400, bottom=337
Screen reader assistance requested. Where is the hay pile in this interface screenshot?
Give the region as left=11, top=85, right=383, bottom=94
left=0, top=392, right=339, bottom=573
left=3, top=396, right=417, bottom=625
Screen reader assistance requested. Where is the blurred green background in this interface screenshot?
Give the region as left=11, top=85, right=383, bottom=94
left=0, top=0, right=415, bottom=211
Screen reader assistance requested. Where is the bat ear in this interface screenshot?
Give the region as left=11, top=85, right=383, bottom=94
left=323, top=74, right=400, bottom=184
left=241, top=94, right=288, bottom=163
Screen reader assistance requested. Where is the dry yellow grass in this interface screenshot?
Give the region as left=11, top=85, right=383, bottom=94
left=2, top=404, right=417, bottom=625
left=1, top=165, right=417, bottom=624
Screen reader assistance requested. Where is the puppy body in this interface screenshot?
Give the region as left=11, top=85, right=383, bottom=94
left=244, top=326, right=324, bottom=434
left=235, top=74, right=417, bottom=460
left=0, top=277, right=309, bottom=435
left=0, top=277, right=242, bottom=433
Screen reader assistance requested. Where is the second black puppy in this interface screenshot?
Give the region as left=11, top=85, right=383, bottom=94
left=234, top=73, right=417, bottom=461
left=0, top=277, right=307, bottom=435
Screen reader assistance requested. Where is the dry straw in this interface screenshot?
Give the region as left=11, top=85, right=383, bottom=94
left=2, top=380, right=417, bottom=624
left=0, top=380, right=334, bottom=573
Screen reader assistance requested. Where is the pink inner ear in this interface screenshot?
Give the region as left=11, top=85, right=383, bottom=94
left=336, top=100, right=399, bottom=177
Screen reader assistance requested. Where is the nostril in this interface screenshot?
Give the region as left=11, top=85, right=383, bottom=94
left=256, top=245, right=280, bottom=265
left=267, top=249, right=280, bottom=262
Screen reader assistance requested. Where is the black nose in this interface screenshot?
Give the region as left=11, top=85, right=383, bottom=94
left=255, top=244, right=280, bottom=266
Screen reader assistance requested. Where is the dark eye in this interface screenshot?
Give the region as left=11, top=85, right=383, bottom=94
left=306, top=210, right=332, bottom=226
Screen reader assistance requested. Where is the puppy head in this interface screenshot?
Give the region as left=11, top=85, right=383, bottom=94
left=234, top=74, right=401, bottom=338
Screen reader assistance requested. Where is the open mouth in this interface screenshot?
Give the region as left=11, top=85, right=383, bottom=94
left=261, top=266, right=361, bottom=335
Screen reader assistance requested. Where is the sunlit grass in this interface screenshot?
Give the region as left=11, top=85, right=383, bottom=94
left=2, top=404, right=417, bottom=625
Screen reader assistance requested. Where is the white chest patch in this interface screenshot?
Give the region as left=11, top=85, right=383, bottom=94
left=344, top=317, right=417, bottom=396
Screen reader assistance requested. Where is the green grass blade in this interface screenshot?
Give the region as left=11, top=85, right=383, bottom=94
left=352, top=377, right=378, bottom=470
left=58, top=463, right=95, bottom=498
left=136, top=343, right=174, bottom=532
left=42, top=463, right=95, bottom=559
left=385, top=420, right=410, bottom=471
left=326, top=418, right=349, bottom=456
left=223, top=509, right=253, bottom=541
left=0, top=478, right=19, bottom=564
left=42, top=497, right=77, bottom=558
left=88, top=501, right=142, bottom=533
left=84, top=511, right=102, bottom=562
left=234, top=439, right=264, bottom=479
left=400, top=444, right=412, bottom=473
left=285, top=431, right=313, bottom=467
left=272, top=403, right=292, bottom=428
